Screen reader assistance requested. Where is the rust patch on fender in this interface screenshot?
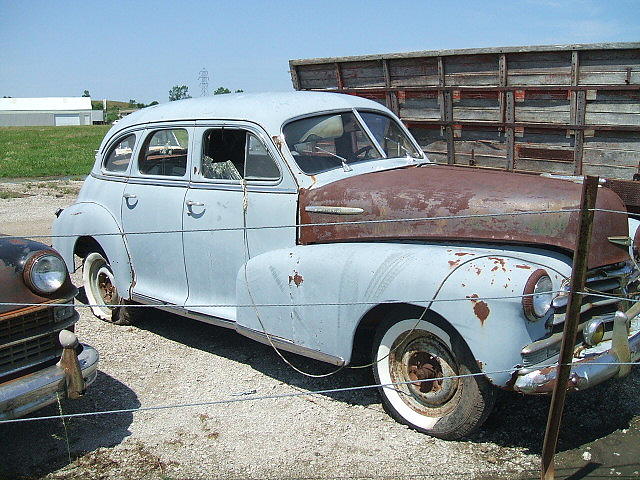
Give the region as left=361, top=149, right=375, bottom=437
left=467, top=294, right=490, bottom=325
left=455, top=252, right=471, bottom=257
left=288, top=271, right=304, bottom=287
left=516, top=264, right=531, bottom=269
left=489, top=257, right=507, bottom=272
left=448, top=259, right=461, bottom=268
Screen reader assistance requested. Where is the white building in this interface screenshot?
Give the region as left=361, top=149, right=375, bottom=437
left=0, top=97, right=98, bottom=126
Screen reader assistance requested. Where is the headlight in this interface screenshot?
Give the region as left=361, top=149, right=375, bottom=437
left=522, top=269, right=554, bottom=321
left=24, top=253, right=67, bottom=294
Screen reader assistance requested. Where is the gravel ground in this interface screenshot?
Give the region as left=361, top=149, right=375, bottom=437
left=0, top=179, right=638, bottom=480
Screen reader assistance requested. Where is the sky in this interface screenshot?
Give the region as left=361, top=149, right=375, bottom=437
left=1, top=0, right=638, bottom=104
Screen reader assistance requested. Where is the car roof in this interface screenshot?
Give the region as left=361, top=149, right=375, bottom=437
left=106, top=91, right=392, bottom=138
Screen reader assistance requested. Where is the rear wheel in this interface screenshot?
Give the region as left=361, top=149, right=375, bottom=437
left=372, top=318, right=494, bottom=440
left=82, top=251, right=136, bottom=325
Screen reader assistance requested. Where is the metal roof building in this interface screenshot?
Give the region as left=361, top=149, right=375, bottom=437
left=0, top=97, right=94, bottom=126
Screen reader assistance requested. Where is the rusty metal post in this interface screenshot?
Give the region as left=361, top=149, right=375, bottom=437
left=540, top=175, right=599, bottom=480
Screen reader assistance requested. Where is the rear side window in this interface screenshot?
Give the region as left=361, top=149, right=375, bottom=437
left=138, top=129, right=189, bottom=177
left=103, top=134, right=136, bottom=172
left=201, top=129, right=279, bottom=181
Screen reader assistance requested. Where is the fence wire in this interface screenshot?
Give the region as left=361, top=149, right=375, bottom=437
left=1, top=360, right=638, bottom=426
left=2, top=207, right=583, bottom=240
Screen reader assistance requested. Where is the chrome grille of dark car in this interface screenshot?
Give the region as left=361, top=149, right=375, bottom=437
left=522, top=262, right=635, bottom=367
left=0, top=306, right=72, bottom=379
left=0, top=333, right=60, bottom=375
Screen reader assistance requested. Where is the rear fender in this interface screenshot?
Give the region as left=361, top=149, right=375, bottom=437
left=52, top=202, right=134, bottom=298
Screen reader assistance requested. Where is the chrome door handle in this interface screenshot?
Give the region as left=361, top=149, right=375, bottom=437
left=186, top=200, right=205, bottom=207
left=123, top=193, right=137, bottom=199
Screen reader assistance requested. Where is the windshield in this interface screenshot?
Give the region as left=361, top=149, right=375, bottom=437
left=359, top=111, right=422, bottom=159
left=284, top=110, right=421, bottom=175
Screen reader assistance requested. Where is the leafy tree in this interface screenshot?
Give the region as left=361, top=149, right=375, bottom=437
left=129, top=99, right=137, bottom=106
left=235, top=89, right=244, bottom=93
left=82, top=90, right=90, bottom=97
left=148, top=101, right=159, bottom=106
left=169, top=85, right=191, bottom=101
left=213, top=87, right=231, bottom=95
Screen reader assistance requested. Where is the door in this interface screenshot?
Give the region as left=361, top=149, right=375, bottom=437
left=121, top=126, right=192, bottom=305
left=183, top=123, right=298, bottom=321
left=54, top=114, right=80, bottom=126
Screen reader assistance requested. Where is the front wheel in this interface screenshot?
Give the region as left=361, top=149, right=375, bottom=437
left=372, top=318, right=494, bottom=439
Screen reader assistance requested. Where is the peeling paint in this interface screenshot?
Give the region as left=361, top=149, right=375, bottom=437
left=489, top=257, right=507, bottom=272
left=448, top=259, right=461, bottom=268
left=466, top=293, right=490, bottom=325
left=288, top=271, right=304, bottom=287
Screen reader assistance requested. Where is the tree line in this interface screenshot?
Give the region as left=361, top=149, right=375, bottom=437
left=169, top=85, right=243, bottom=101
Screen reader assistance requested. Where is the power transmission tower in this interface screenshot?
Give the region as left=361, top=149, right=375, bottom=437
left=197, top=68, right=209, bottom=96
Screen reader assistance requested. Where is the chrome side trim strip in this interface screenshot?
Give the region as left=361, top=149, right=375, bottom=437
left=236, top=325, right=345, bottom=366
left=129, top=294, right=343, bottom=364
left=91, top=172, right=128, bottom=183
left=305, top=205, right=364, bottom=215
left=129, top=294, right=235, bottom=330
left=126, top=177, right=189, bottom=187
left=188, top=181, right=297, bottom=194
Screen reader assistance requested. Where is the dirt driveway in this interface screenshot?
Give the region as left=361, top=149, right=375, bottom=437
left=1, top=180, right=638, bottom=480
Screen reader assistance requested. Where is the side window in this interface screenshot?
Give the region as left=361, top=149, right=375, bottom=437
left=201, top=129, right=279, bottom=181
left=245, top=133, right=280, bottom=180
left=138, top=128, right=189, bottom=177
left=103, top=134, right=136, bottom=172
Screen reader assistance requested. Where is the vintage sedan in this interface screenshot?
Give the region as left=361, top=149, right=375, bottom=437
left=53, top=92, right=640, bottom=438
left=0, top=236, right=99, bottom=419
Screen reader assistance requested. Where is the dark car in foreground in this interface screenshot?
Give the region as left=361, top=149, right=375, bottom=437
left=0, top=235, right=99, bottom=419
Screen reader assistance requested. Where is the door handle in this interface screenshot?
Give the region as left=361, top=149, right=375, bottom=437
left=186, top=200, right=205, bottom=207
left=123, top=193, right=137, bottom=199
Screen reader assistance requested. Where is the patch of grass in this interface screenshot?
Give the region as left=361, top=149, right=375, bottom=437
left=0, top=190, right=24, bottom=199
left=0, top=125, right=110, bottom=178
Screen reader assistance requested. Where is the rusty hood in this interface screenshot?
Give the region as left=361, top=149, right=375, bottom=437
left=298, top=165, right=629, bottom=269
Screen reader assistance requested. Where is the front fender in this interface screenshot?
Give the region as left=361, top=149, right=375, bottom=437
left=236, top=242, right=571, bottom=386
left=52, top=202, right=134, bottom=298
left=430, top=250, right=570, bottom=385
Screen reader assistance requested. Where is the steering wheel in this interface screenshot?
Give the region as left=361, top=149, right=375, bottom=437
left=353, top=145, right=373, bottom=158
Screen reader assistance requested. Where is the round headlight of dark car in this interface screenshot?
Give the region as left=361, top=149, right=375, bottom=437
left=522, top=269, right=554, bottom=321
left=24, top=253, right=67, bottom=294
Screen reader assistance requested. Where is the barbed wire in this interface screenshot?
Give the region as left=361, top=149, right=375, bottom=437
left=0, top=291, right=563, bottom=309
left=8, top=287, right=640, bottom=310
left=4, top=206, right=637, bottom=243
left=2, top=208, right=582, bottom=240
left=1, top=360, right=638, bottom=426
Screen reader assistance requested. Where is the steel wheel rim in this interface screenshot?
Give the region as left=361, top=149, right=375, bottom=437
left=389, top=332, right=461, bottom=416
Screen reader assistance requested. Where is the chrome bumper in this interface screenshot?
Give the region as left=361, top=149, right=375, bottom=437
left=0, top=344, right=99, bottom=420
left=514, top=312, right=640, bottom=395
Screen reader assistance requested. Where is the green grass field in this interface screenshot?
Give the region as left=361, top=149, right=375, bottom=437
left=0, top=125, right=111, bottom=178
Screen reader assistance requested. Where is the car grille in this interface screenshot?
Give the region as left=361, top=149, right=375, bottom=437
left=521, top=262, right=636, bottom=367
left=0, top=303, right=75, bottom=380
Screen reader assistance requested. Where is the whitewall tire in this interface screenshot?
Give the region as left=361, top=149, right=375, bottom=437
left=82, top=251, right=121, bottom=322
left=372, top=318, right=494, bottom=439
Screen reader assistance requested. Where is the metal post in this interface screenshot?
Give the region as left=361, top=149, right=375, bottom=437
left=540, top=175, right=599, bottom=480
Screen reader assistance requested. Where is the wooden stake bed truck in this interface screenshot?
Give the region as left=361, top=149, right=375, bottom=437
left=289, top=42, right=640, bottom=211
